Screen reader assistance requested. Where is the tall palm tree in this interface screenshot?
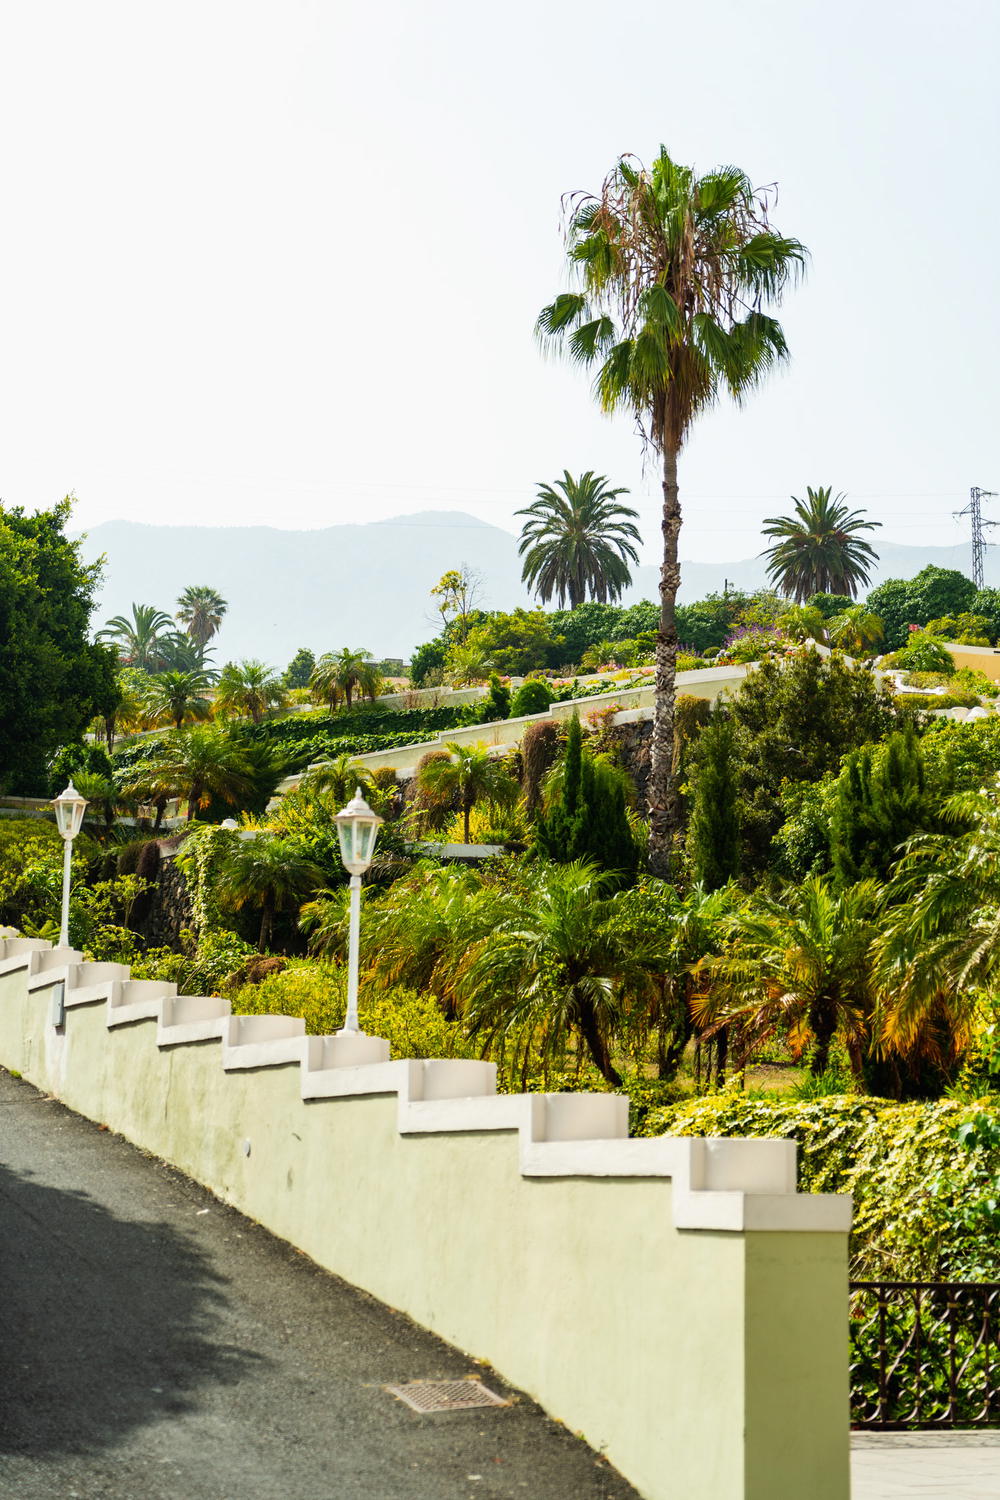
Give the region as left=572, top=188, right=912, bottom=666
left=693, top=876, right=881, bottom=1077
left=537, top=148, right=806, bottom=875
left=126, top=725, right=255, bottom=822
left=215, top=835, right=324, bottom=951
left=762, top=488, right=881, bottom=602
left=144, top=669, right=213, bottom=731
left=416, top=743, right=519, bottom=844
left=215, top=659, right=287, bottom=724
left=310, top=648, right=382, bottom=712
left=516, top=471, right=641, bottom=608
left=97, top=604, right=175, bottom=671
left=175, top=586, right=228, bottom=650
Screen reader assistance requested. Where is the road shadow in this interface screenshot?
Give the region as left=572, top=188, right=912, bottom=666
left=0, top=1160, right=264, bottom=1457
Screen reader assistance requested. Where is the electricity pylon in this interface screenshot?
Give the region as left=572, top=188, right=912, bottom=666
left=954, top=486, right=998, bottom=588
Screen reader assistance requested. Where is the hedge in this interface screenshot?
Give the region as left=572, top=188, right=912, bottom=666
left=639, top=1093, right=1000, bottom=1280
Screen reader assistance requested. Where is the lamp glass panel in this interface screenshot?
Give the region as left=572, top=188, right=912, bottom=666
left=337, top=821, right=356, bottom=867
left=357, top=820, right=378, bottom=864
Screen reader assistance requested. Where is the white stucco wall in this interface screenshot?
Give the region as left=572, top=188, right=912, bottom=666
left=0, top=938, right=850, bottom=1500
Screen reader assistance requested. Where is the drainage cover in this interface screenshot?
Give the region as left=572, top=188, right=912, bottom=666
left=385, top=1379, right=509, bottom=1413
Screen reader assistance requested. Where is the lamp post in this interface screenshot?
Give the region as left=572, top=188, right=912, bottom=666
left=334, top=788, right=383, bottom=1035
left=52, top=782, right=88, bottom=949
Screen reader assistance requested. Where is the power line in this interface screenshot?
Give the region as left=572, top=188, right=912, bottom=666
left=953, top=486, right=999, bottom=587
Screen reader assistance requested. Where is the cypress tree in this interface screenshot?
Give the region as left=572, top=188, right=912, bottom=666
left=830, top=726, right=931, bottom=885
left=534, top=713, right=637, bottom=886
left=688, top=713, right=739, bottom=890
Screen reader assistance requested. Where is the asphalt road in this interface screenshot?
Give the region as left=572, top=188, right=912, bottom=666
left=0, top=1067, right=639, bottom=1500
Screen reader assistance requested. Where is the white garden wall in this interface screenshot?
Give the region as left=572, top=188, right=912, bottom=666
left=0, top=935, right=851, bottom=1500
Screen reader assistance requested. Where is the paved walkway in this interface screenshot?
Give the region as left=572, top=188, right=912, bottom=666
left=852, top=1433, right=1000, bottom=1498
left=0, top=1069, right=638, bottom=1500
left=4, top=1068, right=998, bottom=1500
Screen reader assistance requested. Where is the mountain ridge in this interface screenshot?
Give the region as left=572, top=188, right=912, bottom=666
left=76, top=513, right=989, bottom=666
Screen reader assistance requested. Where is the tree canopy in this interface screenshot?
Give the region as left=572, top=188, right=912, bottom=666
left=516, top=471, right=641, bottom=608
left=762, top=487, right=880, bottom=601
left=536, top=146, right=805, bottom=873
left=0, top=499, right=118, bottom=794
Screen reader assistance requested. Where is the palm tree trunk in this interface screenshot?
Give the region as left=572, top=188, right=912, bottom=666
left=259, top=897, right=274, bottom=953
left=463, top=795, right=472, bottom=845
left=648, top=442, right=682, bottom=877
left=186, top=781, right=201, bottom=821
left=809, top=998, right=836, bottom=1076
left=576, top=995, right=623, bottom=1087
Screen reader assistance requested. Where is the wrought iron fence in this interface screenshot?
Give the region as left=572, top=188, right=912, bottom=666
left=850, top=1280, right=1000, bottom=1428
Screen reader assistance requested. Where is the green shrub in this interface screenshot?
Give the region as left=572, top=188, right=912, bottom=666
left=510, top=679, right=555, bottom=717
left=639, top=1093, right=1000, bottom=1280
left=893, top=691, right=981, bottom=711
left=952, top=666, right=1000, bottom=698
left=884, top=633, right=956, bottom=674
left=229, top=962, right=480, bottom=1059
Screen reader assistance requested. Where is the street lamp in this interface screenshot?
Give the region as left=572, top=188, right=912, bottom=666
left=335, top=788, right=383, bottom=1035
left=52, top=782, right=88, bottom=949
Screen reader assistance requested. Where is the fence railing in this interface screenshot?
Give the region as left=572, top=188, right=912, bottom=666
left=850, top=1280, right=1000, bottom=1428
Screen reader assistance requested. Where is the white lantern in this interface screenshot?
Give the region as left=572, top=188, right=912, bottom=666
left=53, top=783, right=88, bottom=840
left=335, top=788, right=383, bottom=876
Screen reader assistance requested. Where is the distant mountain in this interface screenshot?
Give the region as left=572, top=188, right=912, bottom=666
left=77, top=513, right=989, bottom=667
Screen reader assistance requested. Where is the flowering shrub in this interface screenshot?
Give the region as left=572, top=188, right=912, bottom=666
left=715, top=625, right=786, bottom=665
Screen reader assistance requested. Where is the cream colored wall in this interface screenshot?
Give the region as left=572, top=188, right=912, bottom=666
left=0, top=952, right=849, bottom=1500
left=944, top=642, right=1000, bottom=681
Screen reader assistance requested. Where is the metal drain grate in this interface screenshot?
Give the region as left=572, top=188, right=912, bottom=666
left=385, top=1379, right=509, bottom=1413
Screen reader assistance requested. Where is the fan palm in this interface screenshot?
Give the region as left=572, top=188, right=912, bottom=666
left=762, top=488, right=881, bottom=602
left=310, top=648, right=382, bottom=712
left=416, top=743, right=519, bottom=844
left=97, top=604, right=175, bottom=671
left=216, top=659, right=287, bottom=724
left=215, top=834, right=324, bottom=951
left=144, top=669, right=213, bottom=731
left=693, top=876, right=882, bottom=1077
left=537, top=148, right=805, bottom=874
left=176, top=586, right=228, bottom=649
left=516, top=471, right=640, bottom=608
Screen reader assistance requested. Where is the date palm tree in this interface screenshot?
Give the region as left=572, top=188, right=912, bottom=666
left=215, top=834, right=324, bottom=952
left=762, top=488, right=881, bottom=602
left=456, top=861, right=645, bottom=1086
left=97, top=603, right=175, bottom=671
left=144, top=669, right=213, bottom=731
left=216, top=659, right=287, bottom=724
left=127, top=725, right=255, bottom=822
left=537, top=147, right=805, bottom=874
left=875, top=788, right=1000, bottom=1057
left=516, top=471, right=640, bottom=608
left=416, top=743, right=519, bottom=844
left=310, top=648, right=382, bottom=712
left=693, top=876, right=881, bottom=1078
left=176, top=586, right=228, bottom=650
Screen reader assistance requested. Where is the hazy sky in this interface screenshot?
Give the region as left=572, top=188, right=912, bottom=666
left=1, top=0, right=997, bottom=567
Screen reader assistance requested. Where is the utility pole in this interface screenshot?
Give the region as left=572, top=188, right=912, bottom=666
left=954, top=486, right=998, bottom=588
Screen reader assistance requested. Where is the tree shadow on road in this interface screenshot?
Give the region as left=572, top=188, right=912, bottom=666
left=0, top=1160, right=265, bottom=1457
